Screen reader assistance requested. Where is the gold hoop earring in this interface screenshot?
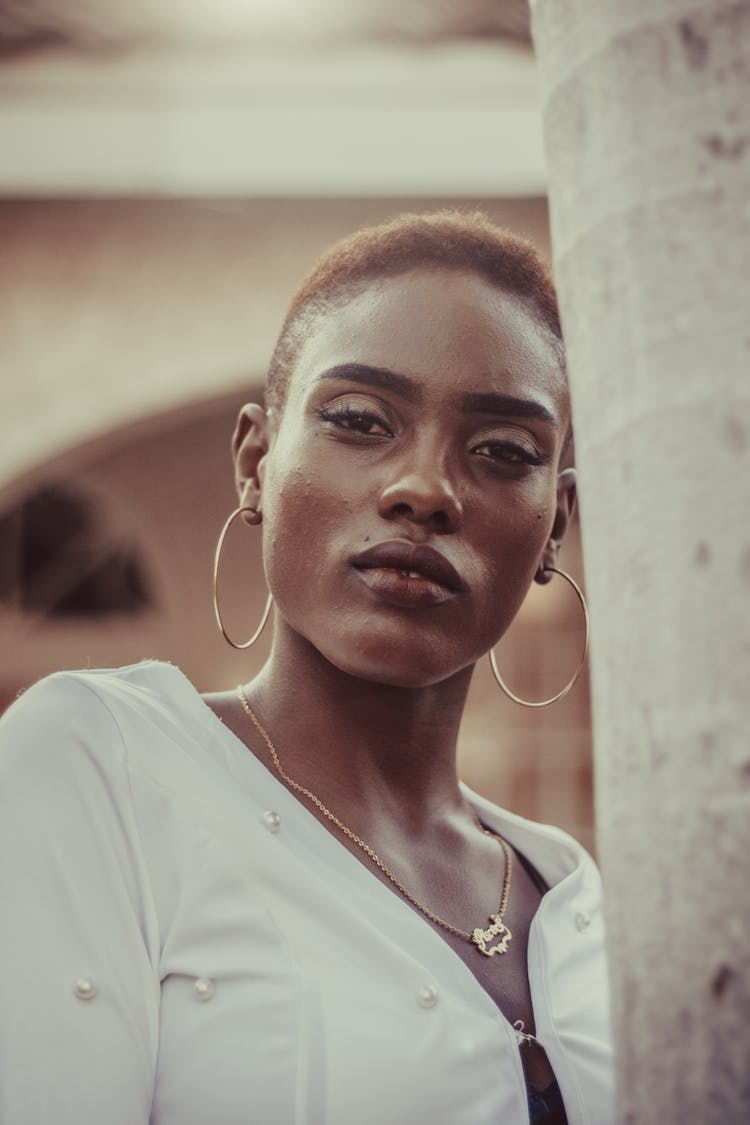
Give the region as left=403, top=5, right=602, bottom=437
left=212, top=506, right=273, bottom=650
left=489, top=566, right=589, bottom=708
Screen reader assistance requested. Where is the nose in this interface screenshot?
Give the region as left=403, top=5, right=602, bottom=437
left=377, top=443, right=463, bottom=532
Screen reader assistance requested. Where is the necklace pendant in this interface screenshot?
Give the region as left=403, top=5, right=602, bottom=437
left=471, top=914, right=512, bottom=957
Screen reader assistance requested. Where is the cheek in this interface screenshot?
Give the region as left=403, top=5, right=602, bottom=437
left=260, top=456, right=347, bottom=605
left=476, top=499, right=555, bottom=618
left=262, top=468, right=309, bottom=580
left=484, top=492, right=554, bottom=563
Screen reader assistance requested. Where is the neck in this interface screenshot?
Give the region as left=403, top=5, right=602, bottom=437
left=242, top=622, right=475, bottom=828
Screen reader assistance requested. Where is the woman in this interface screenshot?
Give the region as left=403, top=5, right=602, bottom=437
left=0, top=212, right=613, bottom=1124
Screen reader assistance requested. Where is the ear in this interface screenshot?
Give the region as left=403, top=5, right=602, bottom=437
left=535, top=467, right=577, bottom=585
left=232, top=403, right=271, bottom=524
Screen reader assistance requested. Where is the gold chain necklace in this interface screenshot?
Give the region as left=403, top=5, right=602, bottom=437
left=237, top=686, right=513, bottom=957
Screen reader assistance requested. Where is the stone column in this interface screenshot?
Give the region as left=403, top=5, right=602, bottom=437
left=530, top=2, right=750, bottom=1120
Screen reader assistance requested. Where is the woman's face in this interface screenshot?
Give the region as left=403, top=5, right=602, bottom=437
left=241, top=267, right=573, bottom=688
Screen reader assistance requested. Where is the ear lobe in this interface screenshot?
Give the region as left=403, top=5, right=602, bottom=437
left=232, top=403, right=271, bottom=517
left=535, top=467, right=577, bottom=585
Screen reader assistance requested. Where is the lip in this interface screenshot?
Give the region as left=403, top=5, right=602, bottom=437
left=350, top=540, right=464, bottom=609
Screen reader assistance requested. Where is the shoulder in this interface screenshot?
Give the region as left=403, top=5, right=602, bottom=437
left=0, top=661, right=193, bottom=779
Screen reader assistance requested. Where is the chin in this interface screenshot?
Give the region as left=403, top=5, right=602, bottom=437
left=321, top=634, right=472, bottom=691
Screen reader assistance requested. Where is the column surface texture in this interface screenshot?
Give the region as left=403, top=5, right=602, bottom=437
left=530, top=2, right=750, bottom=1121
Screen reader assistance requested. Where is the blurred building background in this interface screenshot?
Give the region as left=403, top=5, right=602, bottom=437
left=0, top=0, right=594, bottom=849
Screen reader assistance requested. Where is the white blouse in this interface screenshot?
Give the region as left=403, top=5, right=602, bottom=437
left=0, top=662, right=614, bottom=1125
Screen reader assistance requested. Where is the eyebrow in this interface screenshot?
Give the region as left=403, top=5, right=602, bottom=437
left=316, top=363, right=557, bottom=427
left=461, top=392, right=558, bottom=428
left=316, top=363, right=419, bottom=401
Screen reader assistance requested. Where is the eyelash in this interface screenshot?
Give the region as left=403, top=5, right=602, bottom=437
left=472, top=439, right=545, bottom=467
left=318, top=404, right=393, bottom=436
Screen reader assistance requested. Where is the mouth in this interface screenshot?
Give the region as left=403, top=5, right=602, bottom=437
left=350, top=540, right=463, bottom=609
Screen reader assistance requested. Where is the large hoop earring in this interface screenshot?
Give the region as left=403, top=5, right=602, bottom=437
left=489, top=566, right=589, bottom=708
left=212, top=506, right=273, bottom=650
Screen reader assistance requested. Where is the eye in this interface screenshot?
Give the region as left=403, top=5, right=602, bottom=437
left=318, top=398, right=393, bottom=437
left=471, top=438, right=545, bottom=467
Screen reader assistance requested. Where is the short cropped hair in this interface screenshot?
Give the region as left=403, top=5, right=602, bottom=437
left=265, top=209, right=564, bottom=414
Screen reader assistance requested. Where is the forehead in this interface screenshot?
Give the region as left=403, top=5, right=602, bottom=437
left=287, top=268, right=568, bottom=419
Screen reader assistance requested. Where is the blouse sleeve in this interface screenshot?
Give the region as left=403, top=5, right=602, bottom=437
left=0, top=672, right=160, bottom=1125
